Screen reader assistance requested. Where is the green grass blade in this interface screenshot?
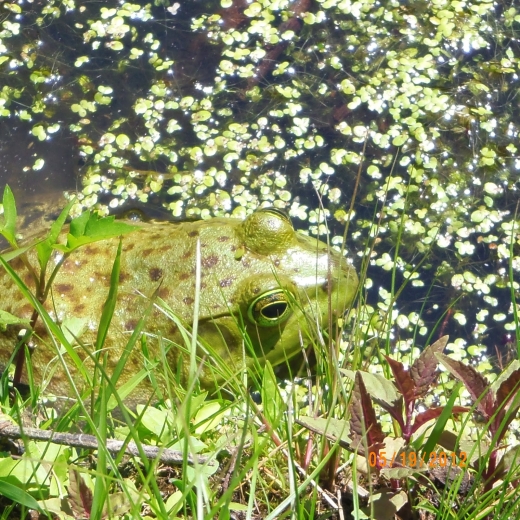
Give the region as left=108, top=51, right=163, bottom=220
left=0, top=479, right=42, bottom=512
left=421, top=382, right=462, bottom=459
left=95, top=238, right=122, bottom=351
left=0, top=255, right=90, bottom=386
left=0, top=185, right=17, bottom=247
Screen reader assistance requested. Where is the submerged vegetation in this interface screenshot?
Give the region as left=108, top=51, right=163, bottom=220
left=1, top=0, right=520, bottom=518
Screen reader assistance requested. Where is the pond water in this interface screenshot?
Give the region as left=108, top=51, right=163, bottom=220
left=1, top=0, right=520, bottom=384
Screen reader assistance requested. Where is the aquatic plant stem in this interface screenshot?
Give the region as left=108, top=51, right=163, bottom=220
left=12, top=252, right=70, bottom=386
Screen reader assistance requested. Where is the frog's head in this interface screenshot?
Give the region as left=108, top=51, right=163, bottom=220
left=194, top=208, right=358, bottom=383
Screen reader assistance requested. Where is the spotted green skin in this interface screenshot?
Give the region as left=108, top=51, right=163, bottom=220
left=0, top=209, right=358, bottom=408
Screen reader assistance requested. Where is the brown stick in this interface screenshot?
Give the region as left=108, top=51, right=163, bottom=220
left=0, top=422, right=216, bottom=467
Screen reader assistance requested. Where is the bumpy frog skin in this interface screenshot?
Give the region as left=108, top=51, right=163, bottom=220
left=0, top=208, right=357, bottom=408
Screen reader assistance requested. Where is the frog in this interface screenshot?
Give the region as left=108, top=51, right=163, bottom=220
left=0, top=207, right=358, bottom=409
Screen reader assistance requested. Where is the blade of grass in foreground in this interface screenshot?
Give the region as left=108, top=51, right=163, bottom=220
left=0, top=479, right=42, bottom=513
left=421, top=382, right=462, bottom=460
left=95, top=239, right=122, bottom=352
left=0, top=256, right=91, bottom=387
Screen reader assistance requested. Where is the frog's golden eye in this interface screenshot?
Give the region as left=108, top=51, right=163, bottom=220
left=247, top=289, right=292, bottom=327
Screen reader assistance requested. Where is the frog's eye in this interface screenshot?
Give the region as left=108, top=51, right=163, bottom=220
left=247, top=289, right=292, bottom=327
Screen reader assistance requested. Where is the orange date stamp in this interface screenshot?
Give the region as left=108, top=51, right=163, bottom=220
left=368, top=451, right=467, bottom=468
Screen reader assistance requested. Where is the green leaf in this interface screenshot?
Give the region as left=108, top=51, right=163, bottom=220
left=261, top=361, right=283, bottom=426
left=194, top=401, right=225, bottom=434
left=192, top=110, right=211, bottom=122
left=106, top=369, right=150, bottom=411
left=69, top=210, right=90, bottom=238
left=0, top=310, right=31, bottom=330
left=381, top=467, right=426, bottom=479
left=36, top=198, right=76, bottom=272
left=421, top=382, right=463, bottom=460
left=54, top=212, right=137, bottom=253
left=109, top=40, right=124, bottom=51
left=1, top=242, right=42, bottom=262
left=60, top=317, right=88, bottom=345
left=0, top=185, right=17, bottom=247
left=0, top=479, right=42, bottom=511
left=116, top=133, right=130, bottom=148
left=341, top=369, right=400, bottom=408
left=392, top=134, right=408, bottom=147
left=137, top=404, right=173, bottom=437
left=296, top=416, right=351, bottom=447
left=95, top=239, right=121, bottom=351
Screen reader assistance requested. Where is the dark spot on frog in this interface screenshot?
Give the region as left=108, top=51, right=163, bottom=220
left=218, top=235, right=230, bottom=242
left=181, top=250, right=192, bottom=260
left=142, top=248, right=153, bottom=257
left=9, top=258, right=24, bottom=271
left=183, top=296, right=194, bottom=306
left=119, top=272, right=129, bottom=283
left=219, top=277, right=234, bottom=288
left=149, top=267, right=163, bottom=281
left=158, top=287, right=170, bottom=300
left=242, top=258, right=251, bottom=268
left=74, top=304, right=85, bottom=314
left=20, top=304, right=32, bottom=316
left=188, top=230, right=199, bottom=237
left=84, top=246, right=100, bottom=255
left=95, top=273, right=110, bottom=285
left=252, top=286, right=261, bottom=295
left=202, top=255, right=219, bottom=268
left=62, top=259, right=79, bottom=271
left=125, top=319, right=138, bottom=331
left=56, top=283, right=73, bottom=293
left=179, top=272, right=190, bottom=281
left=158, top=244, right=170, bottom=253
left=33, top=323, right=46, bottom=336
left=125, top=243, right=135, bottom=251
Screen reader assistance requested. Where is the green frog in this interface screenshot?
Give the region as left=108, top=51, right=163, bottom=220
left=0, top=208, right=358, bottom=409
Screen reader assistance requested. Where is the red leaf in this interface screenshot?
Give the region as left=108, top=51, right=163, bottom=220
left=375, top=395, right=405, bottom=431
left=411, top=406, right=469, bottom=434
left=437, top=353, right=493, bottom=418
left=493, top=369, right=520, bottom=438
left=411, top=336, right=448, bottom=398
left=349, top=371, right=385, bottom=451
left=495, top=369, right=520, bottom=413
left=67, top=469, right=92, bottom=518
left=385, top=356, right=416, bottom=408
